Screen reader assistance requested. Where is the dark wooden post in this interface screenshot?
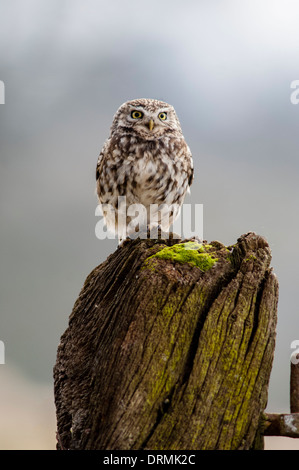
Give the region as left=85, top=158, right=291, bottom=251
left=262, top=351, right=299, bottom=440
left=290, top=353, right=299, bottom=413
left=53, top=231, right=279, bottom=450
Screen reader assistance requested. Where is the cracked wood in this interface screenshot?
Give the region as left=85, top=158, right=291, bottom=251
left=53, top=232, right=278, bottom=450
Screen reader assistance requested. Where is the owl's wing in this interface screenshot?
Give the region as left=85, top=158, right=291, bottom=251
left=188, top=166, right=194, bottom=188
left=186, top=145, right=194, bottom=190
left=96, top=154, right=102, bottom=181
left=96, top=139, right=110, bottom=181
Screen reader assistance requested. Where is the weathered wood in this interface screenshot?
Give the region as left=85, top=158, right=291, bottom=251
left=53, top=231, right=278, bottom=450
left=290, top=354, right=299, bottom=413
left=263, top=413, right=299, bottom=438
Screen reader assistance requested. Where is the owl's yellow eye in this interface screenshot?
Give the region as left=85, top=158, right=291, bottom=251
left=158, top=112, right=167, bottom=121
left=131, top=110, right=143, bottom=119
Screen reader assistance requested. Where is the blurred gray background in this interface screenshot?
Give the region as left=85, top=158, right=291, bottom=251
left=0, top=0, right=299, bottom=449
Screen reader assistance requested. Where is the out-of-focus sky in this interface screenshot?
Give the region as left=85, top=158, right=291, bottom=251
left=0, top=0, right=299, bottom=449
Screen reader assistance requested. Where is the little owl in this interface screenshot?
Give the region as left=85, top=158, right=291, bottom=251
left=96, top=98, right=194, bottom=241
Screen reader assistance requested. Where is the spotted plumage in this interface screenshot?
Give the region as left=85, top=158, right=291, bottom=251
left=96, top=98, right=194, bottom=240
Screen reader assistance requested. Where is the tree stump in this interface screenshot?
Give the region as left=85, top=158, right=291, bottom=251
left=53, top=231, right=278, bottom=450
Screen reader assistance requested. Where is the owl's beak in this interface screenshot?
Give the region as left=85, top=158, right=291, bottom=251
left=148, top=119, right=154, bottom=131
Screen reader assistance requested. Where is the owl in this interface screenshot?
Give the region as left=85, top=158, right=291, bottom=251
left=96, top=98, right=194, bottom=241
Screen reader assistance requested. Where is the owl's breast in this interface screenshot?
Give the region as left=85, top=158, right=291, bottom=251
left=98, top=134, right=191, bottom=208
left=128, top=141, right=189, bottom=206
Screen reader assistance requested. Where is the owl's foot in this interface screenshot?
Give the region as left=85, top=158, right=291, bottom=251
left=181, top=235, right=203, bottom=243
left=118, top=224, right=183, bottom=244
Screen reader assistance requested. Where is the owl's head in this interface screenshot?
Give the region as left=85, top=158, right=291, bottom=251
left=110, top=98, right=183, bottom=140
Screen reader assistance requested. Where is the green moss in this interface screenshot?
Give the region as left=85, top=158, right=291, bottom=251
left=145, top=242, right=218, bottom=272
left=245, top=255, right=257, bottom=261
